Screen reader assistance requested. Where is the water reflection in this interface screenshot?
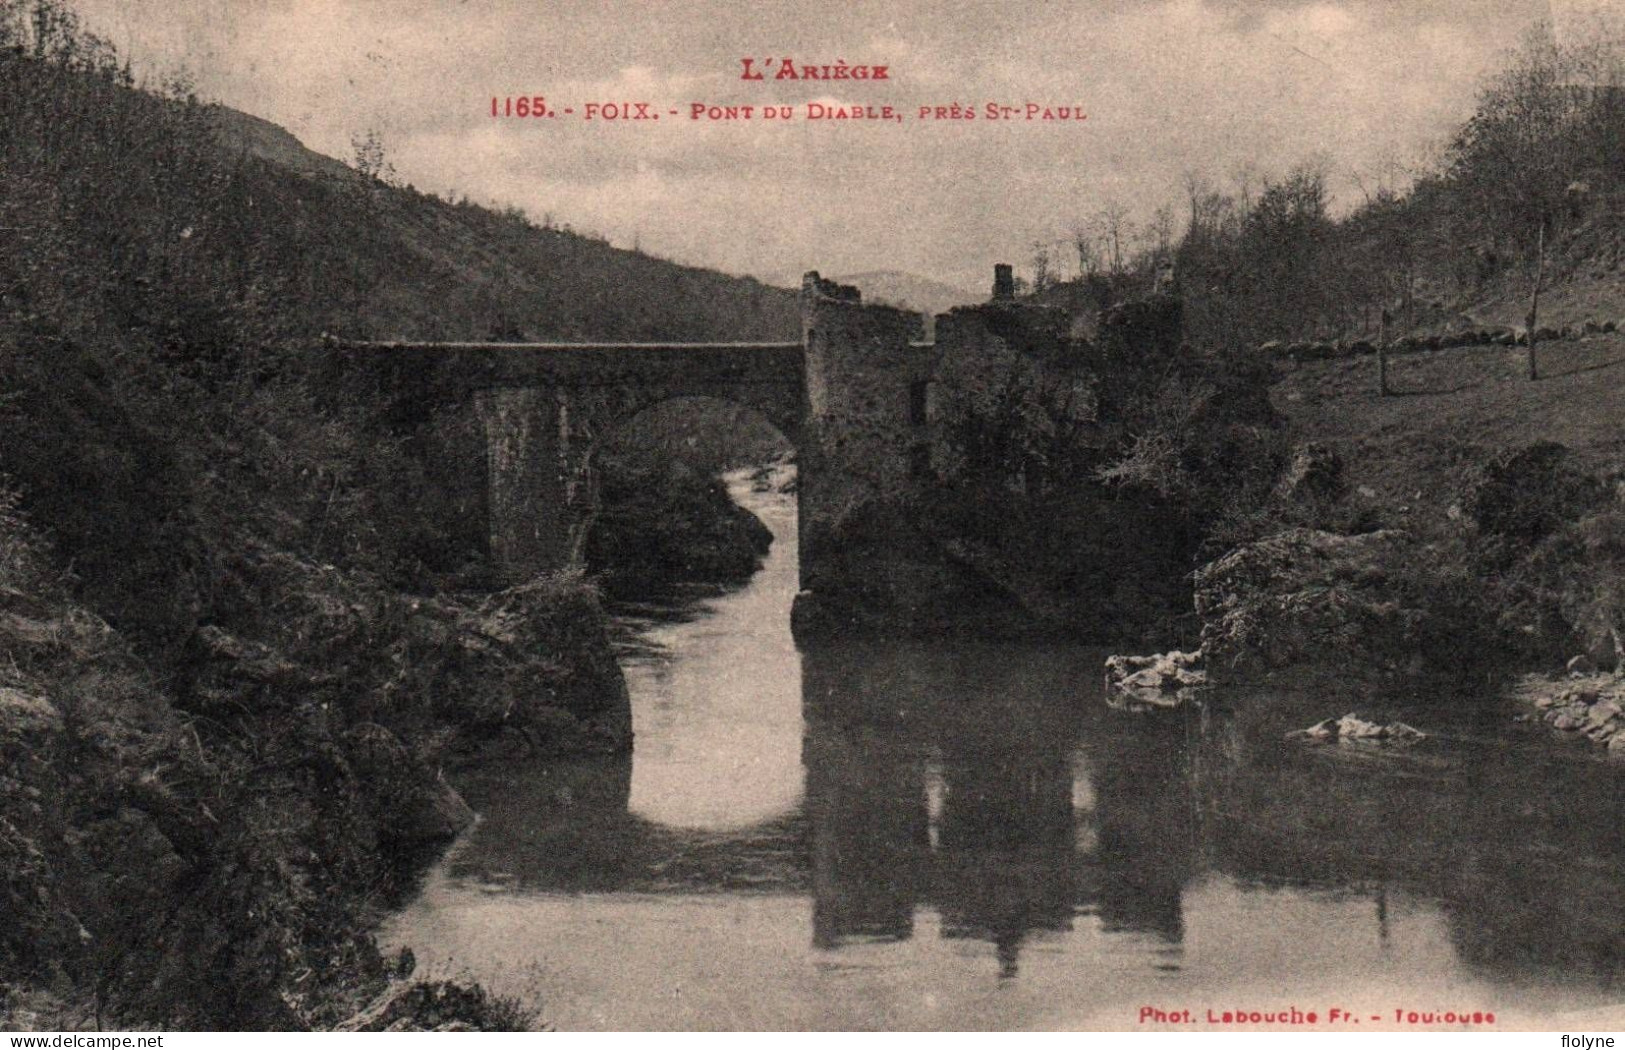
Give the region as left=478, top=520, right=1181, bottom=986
left=616, top=477, right=805, bottom=832
left=803, top=642, right=1093, bottom=976
left=1193, top=689, right=1625, bottom=992
left=386, top=479, right=1625, bottom=1030
left=434, top=645, right=1625, bottom=1008
left=799, top=641, right=1213, bottom=979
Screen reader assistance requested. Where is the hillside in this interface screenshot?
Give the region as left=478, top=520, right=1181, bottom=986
left=200, top=109, right=800, bottom=344
left=1461, top=217, right=1625, bottom=331
left=1274, top=335, right=1625, bottom=527
left=205, top=104, right=354, bottom=181
left=0, top=10, right=791, bottom=1029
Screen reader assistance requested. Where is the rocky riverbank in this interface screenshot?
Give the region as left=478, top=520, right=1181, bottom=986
left=1106, top=439, right=1625, bottom=733
left=587, top=459, right=774, bottom=601
left=0, top=427, right=786, bottom=1031
left=0, top=500, right=630, bottom=1030
left=1522, top=672, right=1625, bottom=752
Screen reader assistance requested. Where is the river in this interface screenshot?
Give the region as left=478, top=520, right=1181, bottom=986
left=382, top=470, right=1625, bottom=1031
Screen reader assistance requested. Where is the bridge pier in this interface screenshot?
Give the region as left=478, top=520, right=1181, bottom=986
left=475, top=386, right=582, bottom=583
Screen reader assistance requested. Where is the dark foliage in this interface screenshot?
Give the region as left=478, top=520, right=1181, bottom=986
left=587, top=459, right=773, bottom=600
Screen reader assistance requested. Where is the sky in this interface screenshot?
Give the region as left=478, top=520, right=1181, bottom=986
left=65, top=0, right=1586, bottom=290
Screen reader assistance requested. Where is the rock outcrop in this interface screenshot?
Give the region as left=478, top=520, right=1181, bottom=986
left=1274, top=442, right=1346, bottom=504
left=0, top=530, right=625, bottom=1029
left=1286, top=712, right=1427, bottom=744
left=1194, top=528, right=1440, bottom=685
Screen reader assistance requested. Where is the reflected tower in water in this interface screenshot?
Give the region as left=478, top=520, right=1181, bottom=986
left=801, top=639, right=1183, bottom=977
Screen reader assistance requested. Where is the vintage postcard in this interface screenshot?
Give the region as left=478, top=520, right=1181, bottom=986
left=2, top=0, right=1625, bottom=1037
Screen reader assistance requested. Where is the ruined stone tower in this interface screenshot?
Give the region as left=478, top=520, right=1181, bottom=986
left=796, top=272, right=935, bottom=592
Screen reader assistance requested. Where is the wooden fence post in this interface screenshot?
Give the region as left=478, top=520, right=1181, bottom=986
left=1378, top=307, right=1390, bottom=396
left=1527, top=223, right=1545, bottom=382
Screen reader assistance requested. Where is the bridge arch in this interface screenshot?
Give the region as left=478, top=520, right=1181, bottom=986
left=588, top=392, right=799, bottom=475
left=331, top=271, right=941, bottom=605
left=468, top=342, right=808, bottom=577
left=578, top=393, right=799, bottom=596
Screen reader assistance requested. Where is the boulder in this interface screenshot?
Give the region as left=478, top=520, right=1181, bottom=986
left=342, top=722, right=474, bottom=845
left=1287, top=712, right=1426, bottom=743
left=400, top=578, right=634, bottom=754
left=398, top=772, right=476, bottom=847
left=1561, top=686, right=1600, bottom=705
left=1585, top=695, right=1622, bottom=721
left=1195, top=528, right=1439, bottom=685
left=1552, top=710, right=1587, bottom=731
left=1275, top=442, right=1346, bottom=503
left=1103, top=649, right=1206, bottom=709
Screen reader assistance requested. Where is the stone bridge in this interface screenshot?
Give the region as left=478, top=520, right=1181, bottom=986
left=331, top=273, right=949, bottom=596
left=328, top=262, right=1207, bottom=637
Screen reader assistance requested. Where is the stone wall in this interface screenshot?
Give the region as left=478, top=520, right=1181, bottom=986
left=797, top=273, right=932, bottom=586
left=928, top=294, right=1094, bottom=490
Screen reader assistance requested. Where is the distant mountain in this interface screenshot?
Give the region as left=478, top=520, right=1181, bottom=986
left=833, top=271, right=984, bottom=316
left=205, top=104, right=355, bottom=180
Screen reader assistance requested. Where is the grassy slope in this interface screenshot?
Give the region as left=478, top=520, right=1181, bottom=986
left=1274, top=335, right=1625, bottom=525
left=1460, top=216, right=1625, bottom=332
left=188, top=104, right=803, bottom=346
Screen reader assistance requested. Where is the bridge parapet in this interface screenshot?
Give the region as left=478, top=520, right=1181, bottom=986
left=328, top=339, right=806, bottom=390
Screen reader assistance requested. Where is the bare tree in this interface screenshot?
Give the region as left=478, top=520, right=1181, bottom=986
left=1147, top=205, right=1175, bottom=255
left=1096, top=198, right=1134, bottom=275
left=1230, top=161, right=1260, bottom=219
left=1182, top=169, right=1213, bottom=239
left=1527, top=220, right=1546, bottom=381
left=350, top=128, right=397, bottom=185
left=1071, top=221, right=1099, bottom=278
left=1030, top=240, right=1053, bottom=293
